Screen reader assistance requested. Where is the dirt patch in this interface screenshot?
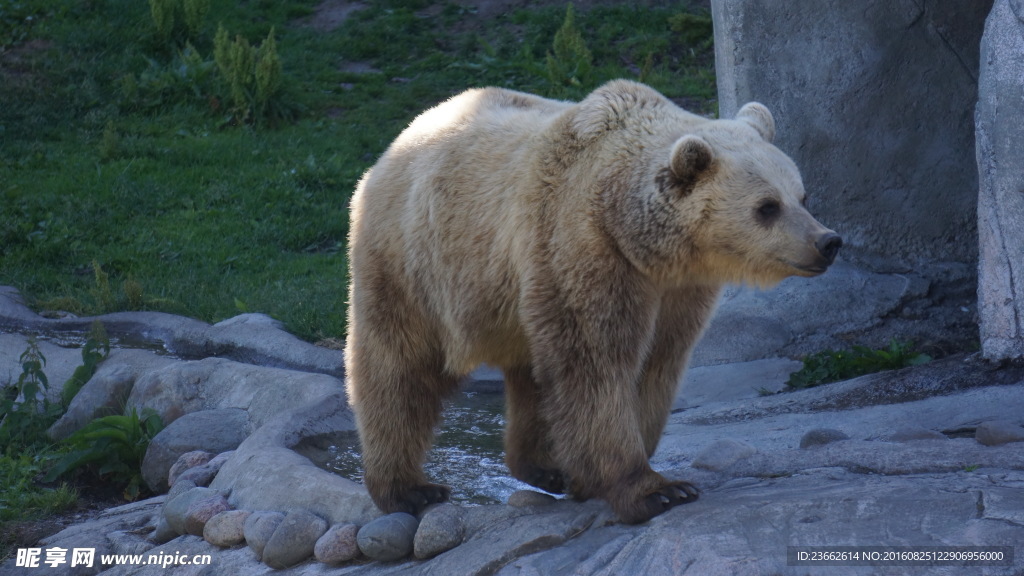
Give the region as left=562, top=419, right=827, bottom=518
left=299, top=0, right=368, bottom=32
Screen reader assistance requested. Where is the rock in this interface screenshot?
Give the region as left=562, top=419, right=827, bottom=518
left=162, top=487, right=220, bottom=536
left=314, top=523, right=361, bottom=564
left=243, top=510, right=285, bottom=561
left=262, top=510, right=328, bottom=569
left=203, top=510, right=251, bottom=547
left=977, top=0, right=1024, bottom=360
left=142, top=408, right=250, bottom=493
left=885, top=425, right=948, bottom=442
left=507, top=490, right=557, bottom=507
left=976, top=420, right=1024, bottom=446
left=674, top=357, right=802, bottom=409
left=167, top=450, right=214, bottom=488
left=692, top=439, right=757, bottom=471
left=357, top=512, right=419, bottom=562
left=151, top=516, right=177, bottom=545
left=799, top=428, right=850, bottom=449
left=176, top=456, right=228, bottom=488
left=414, top=504, right=465, bottom=559
left=166, top=478, right=197, bottom=501
left=712, top=0, right=988, bottom=267
left=184, top=493, right=230, bottom=536
left=107, top=530, right=154, bottom=556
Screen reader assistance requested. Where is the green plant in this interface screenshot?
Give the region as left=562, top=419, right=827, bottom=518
left=545, top=5, right=592, bottom=93
left=213, top=24, right=285, bottom=124
left=668, top=12, right=714, bottom=48
left=0, top=339, right=62, bottom=453
left=787, top=339, right=933, bottom=389
left=182, top=0, right=209, bottom=39
left=60, top=321, right=110, bottom=408
left=46, top=408, right=164, bottom=500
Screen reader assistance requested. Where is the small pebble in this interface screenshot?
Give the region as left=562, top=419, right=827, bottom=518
left=262, top=510, right=328, bottom=569
left=243, top=511, right=285, bottom=561
left=357, top=513, right=419, bottom=562
left=204, top=510, right=251, bottom=547
left=168, top=450, right=214, bottom=488
left=800, top=428, right=850, bottom=449
left=414, top=504, right=465, bottom=559
left=184, top=494, right=230, bottom=536
left=315, top=523, right=361, bottom=564
left=976, top=420, right=1024, bottom=446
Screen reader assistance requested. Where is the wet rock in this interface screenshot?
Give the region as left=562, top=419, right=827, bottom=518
left=204, top=510, right=251, bottom=547
left=167, top=450, right=214, bottom=488
left=357, top=512, right=419, bottom=562
left=184, top=493, right=230, bottom=536
left=243, top=510, right=285, bottom=561
left=262, top=510, right=328, bottom=569
left=314, top=523, right=361, bottom=564
left=414, top=504, right=465, bottom=559
left=507, top=490, right=557, bottom=507
left=163, top=486, right=219, bottom=535
left=142, top=408, right=250, bottom=493
left=800, top=428, right=850, bottom=449
left=692, top=439, right=757, bottom=471
left=885, top=426, right=948, bottom=442
left=976, top=420, right=1024, bottom=446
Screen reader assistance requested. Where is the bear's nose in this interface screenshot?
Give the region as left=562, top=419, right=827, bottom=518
left=815, top=233, right=843, bottom=265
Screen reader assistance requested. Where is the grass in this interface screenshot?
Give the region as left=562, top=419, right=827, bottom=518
left=786, top=340, right=933, bottom=389
left=1, top=0, right=715, bottom=343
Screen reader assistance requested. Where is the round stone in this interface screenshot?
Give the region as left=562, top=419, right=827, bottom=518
left=243, top=511, right=285, bottom=561
left=204, top=510, right=251, bottom=547
left=262, top=510, right=328, bottom=569
left=357, top=513, right=419, bottom=562
left=414, top=504, right=465, bottom=559
left=314, top=523, right=361, bottom=564
left=184, top=494, right=230, bottom=536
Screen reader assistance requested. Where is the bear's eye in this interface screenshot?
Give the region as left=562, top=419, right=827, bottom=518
left=757, top=200, right=782, bottom=223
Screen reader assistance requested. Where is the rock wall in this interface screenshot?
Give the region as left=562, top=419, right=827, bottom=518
left=976, top=0, right=1024, bottom=360
left=711, top=0, right=991, bottom=269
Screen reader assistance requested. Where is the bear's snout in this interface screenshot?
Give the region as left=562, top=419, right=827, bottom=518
left=815, top=232, right=843, bottom=266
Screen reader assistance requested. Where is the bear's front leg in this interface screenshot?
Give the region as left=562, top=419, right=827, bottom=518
left=503, top=365, right=569, bottom=494
left=526, top=268, right=700, bottom=524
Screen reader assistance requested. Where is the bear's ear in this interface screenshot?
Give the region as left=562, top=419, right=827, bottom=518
left=736, top=102, right=775, bottom=143
left=669, top=135, right=715, bottom=187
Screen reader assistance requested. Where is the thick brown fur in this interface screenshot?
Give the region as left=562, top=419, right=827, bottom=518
left=345, top=80, right=838, bottom=524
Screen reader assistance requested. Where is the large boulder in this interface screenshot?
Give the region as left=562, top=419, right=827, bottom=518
left=976, top=0, right=1024, bottom=360
left=712, top=0, right=991, bottom=268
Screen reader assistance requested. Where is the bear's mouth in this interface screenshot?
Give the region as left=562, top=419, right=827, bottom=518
left=781, top=259, right=830, bottom=276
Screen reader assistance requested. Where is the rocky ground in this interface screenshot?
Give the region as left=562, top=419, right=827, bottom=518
left=1, top=256, right=1022, bottom=575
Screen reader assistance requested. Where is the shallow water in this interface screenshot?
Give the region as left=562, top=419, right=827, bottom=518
left=308, top=389, right=533, bottom=505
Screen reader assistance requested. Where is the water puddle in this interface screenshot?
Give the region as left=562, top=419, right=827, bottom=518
left=298, top=389, right=533, bottom=505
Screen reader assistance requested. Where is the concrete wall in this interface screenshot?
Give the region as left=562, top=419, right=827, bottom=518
left=712, top=0, right=992, bottom=269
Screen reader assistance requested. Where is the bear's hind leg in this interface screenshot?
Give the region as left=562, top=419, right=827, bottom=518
left=350, top=347, right=457, bottom=515
left=503, top=365, right=569, bottom=494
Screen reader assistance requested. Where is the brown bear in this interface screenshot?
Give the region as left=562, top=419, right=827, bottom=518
left=344, top=80, right=841, bottom=524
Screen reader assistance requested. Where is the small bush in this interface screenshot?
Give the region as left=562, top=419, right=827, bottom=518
left=60, top=321, right=110, bottom=409
left=545, top=5, right=592, bottom=93
left=0, top=339, right=62, bottom=454
left=46, top=409, right=164, bottom=501
left=213, top=25, right=287, bottom=124
left=787, top=340, right=933, bottom=389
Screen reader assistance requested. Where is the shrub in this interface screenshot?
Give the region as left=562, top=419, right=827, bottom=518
left=545, top=5, right=592, bottom=93
left=787, top=339, right=933, bottom=389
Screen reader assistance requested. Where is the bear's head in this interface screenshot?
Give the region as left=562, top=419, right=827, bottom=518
left=590, top=86, right=841, bottom=288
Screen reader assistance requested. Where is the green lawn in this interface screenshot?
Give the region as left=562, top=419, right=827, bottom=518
left=1, top=0, right=715, bottom=343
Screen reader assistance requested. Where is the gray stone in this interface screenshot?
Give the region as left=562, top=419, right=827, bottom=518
left=357, top=512, right=419, bottom=562
left=166, top=478, right=197, bottom=502
left=142, top=408, right=250, bottom=493
left=799, top=428, right=851, bottom=449
left=507, top=490, right=557, bottom=507
left=674, top=357, right=802, bottom=409
left=262, top=510, right=328, bottom=569
left=107, top=530, right=154, bottom=556
left=162, top=486, right=219, bottom=536
left=150, top=516, right=177, bottom=545
left=977, top=0, right=1024, bottom=360
left=203, top=509, right=251, bottom=547
left=712, top=0, right=990, bottom=267
left=414, top=504, right=465, bottom=559
left=175, top=457, right=227, bottom=488
left=167, top=450, right=214, bottom=488
left=314, top=523, right=361, bottom=565
left=885, top=425, right=948, bottom=442
left=976, top=420, right=1024, bottom=446
left=691, top=439, right=757, bottom=471
left=243, top=510, right=285, bottom=561
left=184, top=493, right=230, bottom=536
